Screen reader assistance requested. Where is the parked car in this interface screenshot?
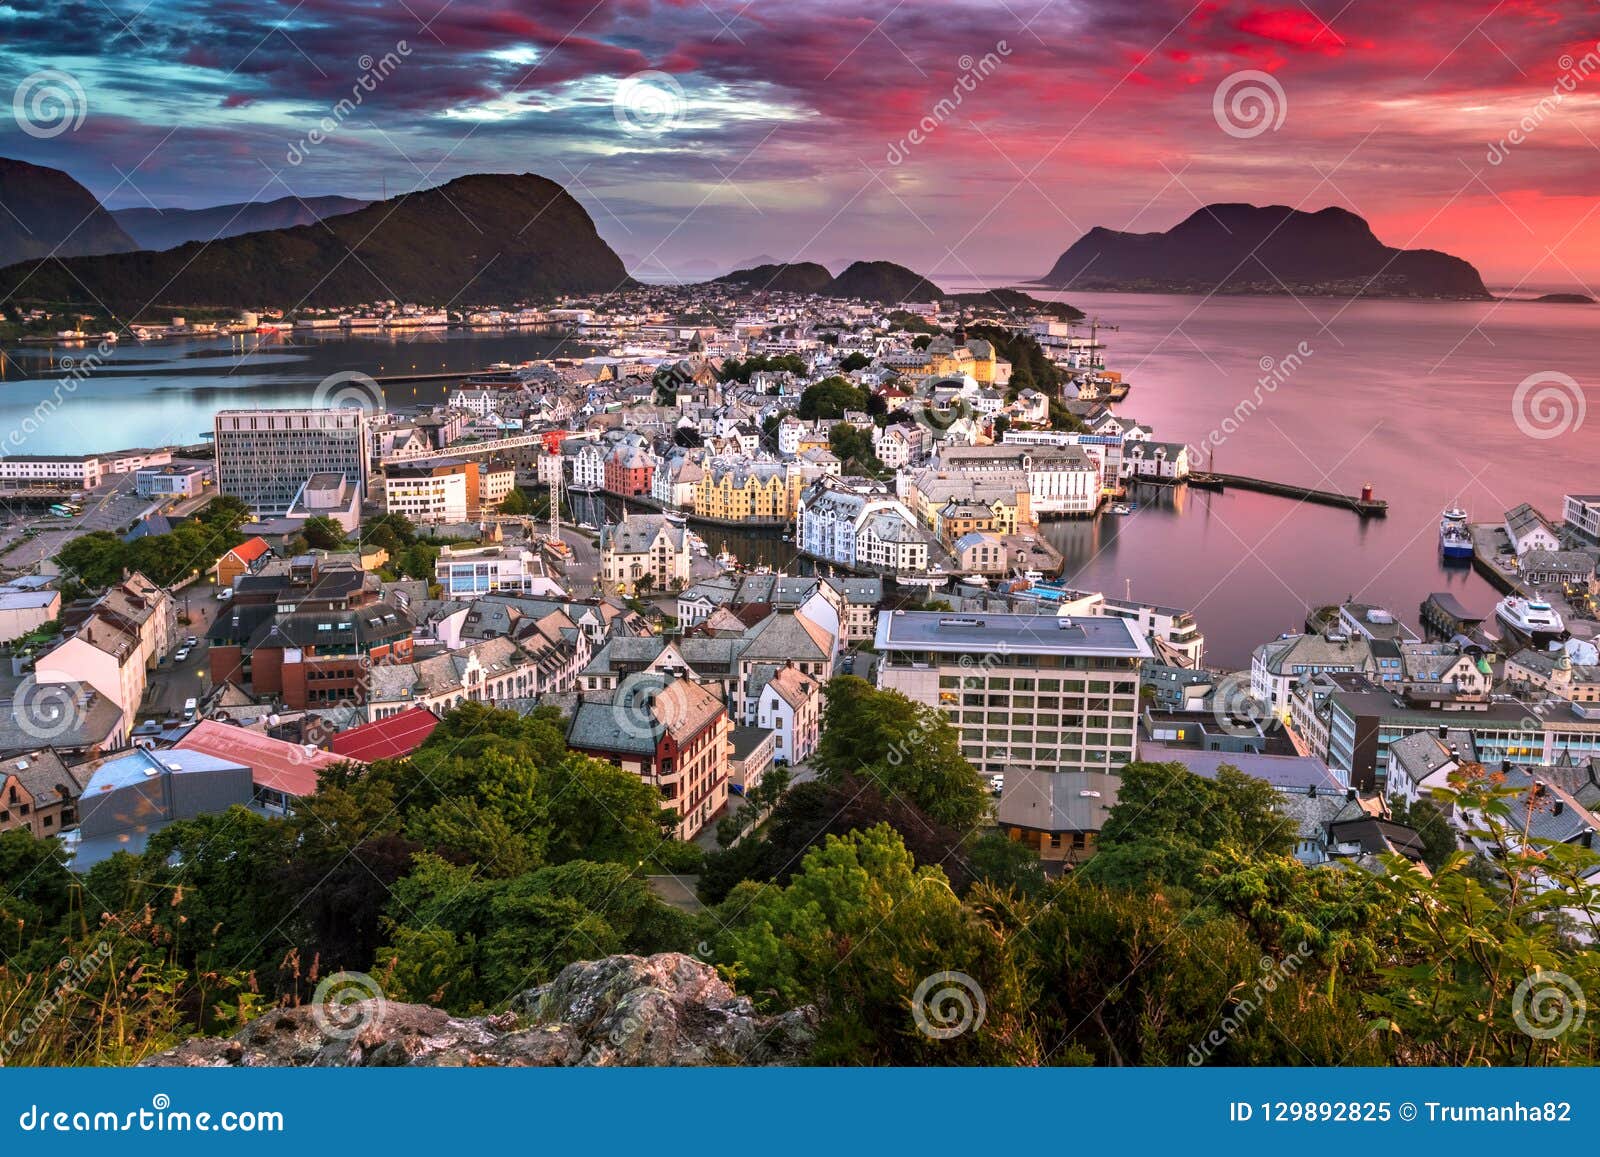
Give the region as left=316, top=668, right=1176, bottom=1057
left=174, top=647, right=191, bottom=662
left=185, top=635, right=198, bottom=647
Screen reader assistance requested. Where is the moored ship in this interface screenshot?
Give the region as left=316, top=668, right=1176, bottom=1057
left=1495, top=596, right=1566, bottom=646
left=1439, top=508, right=1474, bottom=560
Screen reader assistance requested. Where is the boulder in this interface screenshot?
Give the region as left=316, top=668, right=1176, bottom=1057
left=144, top=953, right=816, bottom=1067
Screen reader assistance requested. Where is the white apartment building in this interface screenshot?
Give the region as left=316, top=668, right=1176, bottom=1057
left=385, top=465, right=470, bottom=524
left=936, top=443, right=1101, bottom=516
left=753, top=664, right=823, bottom=764
left=0, top=455, right=104, bottom=489
left=797, top=478, right=932, bottom=575
left=434, top=544, right=555, bottom=599
left=1564, top=494, right=1600, bottom=545
left=214, top=409, right=372, bottom=516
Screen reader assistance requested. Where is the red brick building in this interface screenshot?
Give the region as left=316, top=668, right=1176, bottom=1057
left=207, top=556, right=414, bottom=709
left=603, top=444, right=655, bottom=498
left=566, top=674, right=729, bottom=840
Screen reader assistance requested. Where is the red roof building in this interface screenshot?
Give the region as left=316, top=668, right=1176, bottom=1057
left=330, top=707, right=440, bottom=762
left=215, top=537, right=273, bottom=587
left=174, top=719, right=358, bottom=807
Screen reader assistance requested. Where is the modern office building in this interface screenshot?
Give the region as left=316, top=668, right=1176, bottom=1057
left=384, top=458, right=478, bottom=524
left=875, top=610, right=1149, bottom=862
left=213, top=409, right=372, bottom=516
left=875, top=609, right=1150, bottom=777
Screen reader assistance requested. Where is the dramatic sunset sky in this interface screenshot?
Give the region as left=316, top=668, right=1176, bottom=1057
left=6, top=0, right=1600, bottom=286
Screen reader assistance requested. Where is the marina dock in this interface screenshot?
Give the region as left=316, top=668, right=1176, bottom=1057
left=1188, top=472, right=1388, bottom=517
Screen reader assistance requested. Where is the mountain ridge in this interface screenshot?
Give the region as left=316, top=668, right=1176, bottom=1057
left=0, top=172, right=632, bottom=315
left=0, top=157, right=139, bottom=266
left=112, top=195, right=370, bottom=251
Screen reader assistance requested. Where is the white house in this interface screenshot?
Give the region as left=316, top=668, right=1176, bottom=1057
left=753, top=663, right=823, bottom=764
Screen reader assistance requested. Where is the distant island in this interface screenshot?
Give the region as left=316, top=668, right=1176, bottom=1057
left=1034, top=203, right=1490, bottom=300
left=1531, top=292, right=1595, bottom=304
left=715, top=262, right=835, bottom=294
left=0, top=172, right=631, bottom=314
left=712, top=263, right=1080, bottom=317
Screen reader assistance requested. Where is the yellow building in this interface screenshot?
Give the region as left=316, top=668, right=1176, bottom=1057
left=696, top=461, right=791, bottom=522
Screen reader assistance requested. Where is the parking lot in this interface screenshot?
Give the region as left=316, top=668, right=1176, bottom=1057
left=0, top=473, right=159, bottom=570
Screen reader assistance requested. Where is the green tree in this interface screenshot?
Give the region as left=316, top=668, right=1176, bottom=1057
left=797, top=376, right=868, bottom=420
left=300, top=515, right=347, bottom=551
left=812, top=676, right=991, bottom=830
left=716, top=826, right=1035, bottom=1063
left=498, top=487, right=532, bottom=516
left=1082, top=761, right=1295, bottom=888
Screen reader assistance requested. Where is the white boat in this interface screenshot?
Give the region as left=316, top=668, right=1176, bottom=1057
left=1495, top=596, right=1565, bottom=643
left=1439, top=507, right=1474, bottom=560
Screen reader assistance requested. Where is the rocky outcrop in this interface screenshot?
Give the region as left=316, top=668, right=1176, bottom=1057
left=145, top=953, right=817, bottom=1067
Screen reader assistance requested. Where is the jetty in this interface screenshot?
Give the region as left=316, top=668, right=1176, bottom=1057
left=1186, top=472, right=1388, bottom=517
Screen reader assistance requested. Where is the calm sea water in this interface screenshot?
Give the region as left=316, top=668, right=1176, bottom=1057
left=5, top=291, right=1595, bottom=666
left=0, top=329, right=589, bottom=452
left=954, top=284, right=1598, bottom=665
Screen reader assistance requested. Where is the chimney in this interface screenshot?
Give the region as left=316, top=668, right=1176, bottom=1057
left=1437, top=724, right=1448, bottom=738
left=1346, top=788, right=1358, bottom=801
left=1501, top=760, right=1513, bottom=774
left=1554, top=800, right=1565, bottom=817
